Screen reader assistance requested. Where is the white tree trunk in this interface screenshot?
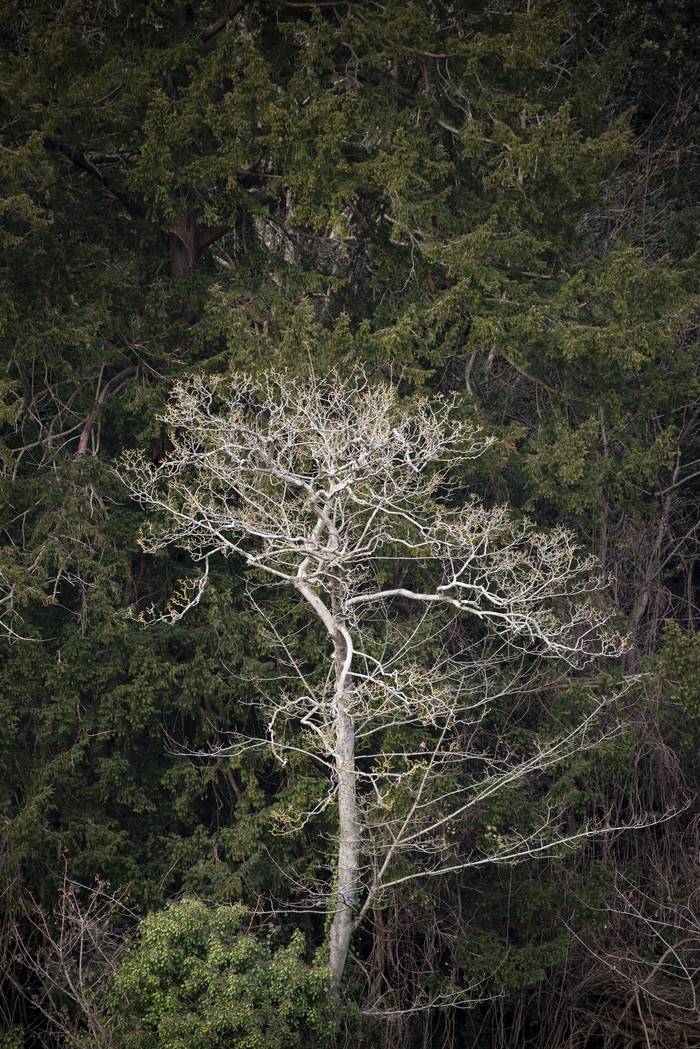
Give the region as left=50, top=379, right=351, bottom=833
left=328, top=633, right=360, bottom=984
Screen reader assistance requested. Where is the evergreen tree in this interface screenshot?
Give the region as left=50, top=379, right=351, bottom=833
left=1, top=2, right=698, bottom=1045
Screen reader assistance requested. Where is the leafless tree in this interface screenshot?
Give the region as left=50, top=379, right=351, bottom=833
left=121, top=369, right=627, bottom=987
left=5, top=866, right=131, bottom=1049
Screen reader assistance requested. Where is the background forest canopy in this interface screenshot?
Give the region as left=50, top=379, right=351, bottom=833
left=1, top=1, right=699, bottom=1048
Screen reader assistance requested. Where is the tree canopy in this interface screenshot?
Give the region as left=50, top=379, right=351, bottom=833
left=1, top=2, right=699, bottom=1047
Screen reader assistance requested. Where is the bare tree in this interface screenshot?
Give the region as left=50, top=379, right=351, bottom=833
left=121, top=369, right=626, bottom=987
left=5, top=867, right=130, bottom=1049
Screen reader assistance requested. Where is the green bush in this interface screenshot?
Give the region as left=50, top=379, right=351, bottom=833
left=112, top=899, right=340, bottom=1049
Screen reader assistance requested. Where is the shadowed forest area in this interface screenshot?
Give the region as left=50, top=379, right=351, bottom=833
left=1, top=2, right=699, bottom=1047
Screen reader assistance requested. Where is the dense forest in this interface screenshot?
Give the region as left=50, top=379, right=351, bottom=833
left=1, top=1, right=699, bottom=1047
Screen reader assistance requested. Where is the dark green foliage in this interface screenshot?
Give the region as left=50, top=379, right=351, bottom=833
left=0, top=577, right=331, bottom=910
left=655, top=622, right=700, bottom=721
left=1, top=1, right=699, bottom=1046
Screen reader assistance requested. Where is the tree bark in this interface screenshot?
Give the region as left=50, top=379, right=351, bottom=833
left=169, top=212, right=198, bottom=275
left=328, top=628, right=360, bottom=984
